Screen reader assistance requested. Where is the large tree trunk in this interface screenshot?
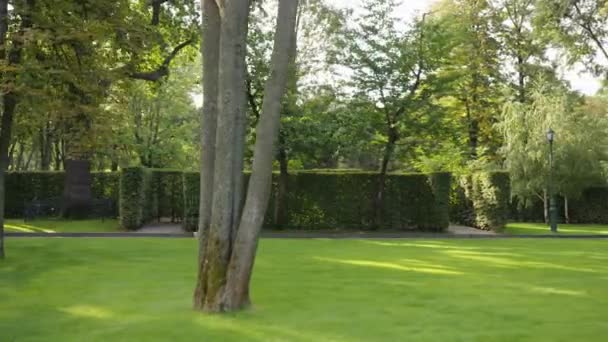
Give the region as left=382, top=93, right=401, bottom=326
left=272, top=7, right=300, bottom=229
left=0, top=0, right=9, bottom=257
left=194, top=0, right=251, bottom=312
left=194, top=0, right=220, bottom=266
left=194, top=0, right=299, bottom=312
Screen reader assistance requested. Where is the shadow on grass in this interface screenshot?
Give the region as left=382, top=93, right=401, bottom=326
left=314, top=257, right=465, bottom=275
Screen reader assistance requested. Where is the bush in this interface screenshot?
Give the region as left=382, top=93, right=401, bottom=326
left=566, top=187, right=608, bottom=224
left=5, top=172, right=64, bottom=218
left=263, top=171, right=451, bottom=231
left=182, top=172, right=199, bottom=232
left=451, top=172, right=510, bottom=231
left=5, top=171, right=119, bottom=218
left=428, top=173, right=452, bottom=231
left=119, top=167, right=149, bottom=230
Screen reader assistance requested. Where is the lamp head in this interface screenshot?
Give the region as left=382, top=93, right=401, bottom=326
left=546, top=128, right=555, bottom=143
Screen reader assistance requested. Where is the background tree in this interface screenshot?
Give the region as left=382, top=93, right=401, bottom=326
left=341, top=0, right=453, bottom=226
left=535, top=0, right=608, bottom=77
left=499, top=78, right=608, bottom=222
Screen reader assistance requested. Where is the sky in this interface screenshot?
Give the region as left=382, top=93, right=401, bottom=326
left=332, top=0, right=603, bottom=95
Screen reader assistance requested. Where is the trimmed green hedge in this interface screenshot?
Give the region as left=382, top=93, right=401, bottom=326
left=193, top=171, right=449, bottom=231
left=182, top=172, right=199, bottom=232
left=429, top=173, right=452, bottom=230
left=450, top=172, right=510, bottom=231
left=148, top=170, right=184, bottom=223
left=5, top=171, right=119, bottom=218
left=119, top=167, right=148, bottom=230
left=510, top=187, right=608, bottom=224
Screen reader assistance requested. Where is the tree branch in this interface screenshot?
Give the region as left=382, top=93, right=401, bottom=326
left=149, top=0, right=172, bottom=26
left=129, top=38, right=194, bottom=81
left=573, top=2, right=608, bottom=61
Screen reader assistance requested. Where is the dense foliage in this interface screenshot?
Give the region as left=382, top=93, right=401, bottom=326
left=451, top=171, right=511, bottom=231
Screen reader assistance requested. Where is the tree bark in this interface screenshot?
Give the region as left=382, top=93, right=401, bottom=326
left=272, top=5, right=300, bottom=229
left=0, top=0, right=32, bottom=258
left=564, top=196, right=569, bottom=224
left=195, top=0, right=251, bottom=312
left=194, top=0, right=299, bottom=312
left=39, top=121, right=52, bottom=170
left=223, top=0, right=299, bottom=310
left=195, top=0, right=220, bottom=267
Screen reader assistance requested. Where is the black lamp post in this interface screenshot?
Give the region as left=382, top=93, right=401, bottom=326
left=546, top=128, right=558, bottom=233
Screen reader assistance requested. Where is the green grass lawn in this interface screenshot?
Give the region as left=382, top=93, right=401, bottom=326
left=4, top=219, right=120, bottom=233
left=505, top=222, right=608, bottom=235
left=1, top=238, right=608, bottom=341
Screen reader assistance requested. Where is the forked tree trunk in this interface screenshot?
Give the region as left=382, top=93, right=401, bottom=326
left=194, top=0, right=299, bottom=312
left=194, top=0, right=251, bottom=312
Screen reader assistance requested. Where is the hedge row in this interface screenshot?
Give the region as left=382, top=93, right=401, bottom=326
left=119, top=167, right=148, bottom=230
left=182, top=171, right=452, bottom=231
left=510, top=187, right=608, bottom=224
left=182, top=172, right=199, bottom=232
left=450, top=172, right=511, bottom=231
left=5, top=171, right=119, bottom=218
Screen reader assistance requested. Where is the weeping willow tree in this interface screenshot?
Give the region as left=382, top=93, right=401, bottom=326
left=499, top=78, right=608, bottom=222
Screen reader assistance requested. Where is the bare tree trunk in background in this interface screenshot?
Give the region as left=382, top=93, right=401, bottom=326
left=0, top=0, right=32, bottom=259
left=39, top=120, right=52, bottom=170
left=374, top=127, right=397, bottom=228
left=564, top=196, right=569, bottom=224
left=54, top=140, right=62, bottom=170
left=194, top=0, right=299, bottom=312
